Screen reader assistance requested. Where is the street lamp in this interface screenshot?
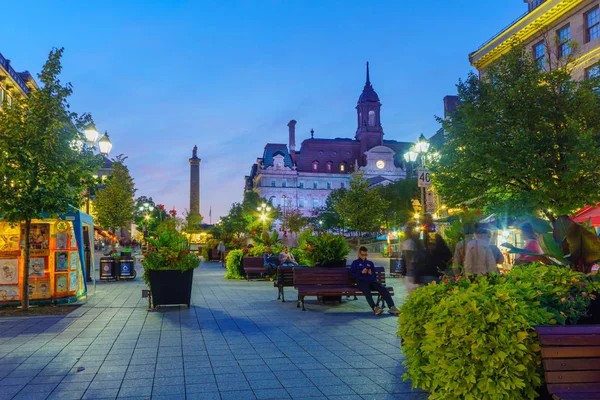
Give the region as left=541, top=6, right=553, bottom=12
left=84, top=125, right=112, bottom=215
left=257, top=203, right=271, bottom=232
left=405, top=134, right=430, bottom=219
left=83, top=123, right=100, bottom=143
left=98, top=131, right=113, bottom=156
left=139, top=203, right=155, bottom=239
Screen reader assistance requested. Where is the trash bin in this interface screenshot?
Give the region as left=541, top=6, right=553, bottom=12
left=119, top=256, right=136, bottom=280
left=100, top=257, right=116, bottom=281
left=389, top=258, right=399, bottom=276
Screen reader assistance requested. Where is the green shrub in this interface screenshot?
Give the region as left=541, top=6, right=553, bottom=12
left=398, top=264, right=600, bottom=399
left=224, top=249, right=245, bottom=279
left=298, top=230, right=350, bottom=266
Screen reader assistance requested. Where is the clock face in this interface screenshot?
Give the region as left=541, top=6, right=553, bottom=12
left=376, top=160, right=385, bottom=169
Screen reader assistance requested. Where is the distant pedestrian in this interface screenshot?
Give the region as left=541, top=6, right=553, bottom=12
left=350, top=246, right=399, bottom=316
left=515, top=223, right=543, bottom=265
left=464, top=227, right=498, bottom=275
left=413, top=215, right=452, bottom=285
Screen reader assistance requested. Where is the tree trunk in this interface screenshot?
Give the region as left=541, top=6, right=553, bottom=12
left=22, top=219, right=31, bottom=311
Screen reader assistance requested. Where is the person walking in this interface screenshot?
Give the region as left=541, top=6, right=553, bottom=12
left=350, top=246, right=399, bottom=316
left=464, top=227, right=498, bottom=275
left=414, top=214, right=452, bottom=285
left=515, top=223, right=543, bottom=265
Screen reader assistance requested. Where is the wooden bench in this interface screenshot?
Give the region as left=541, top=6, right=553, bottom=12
left=293, top=267, right=394, bottom=311
left=535, top=325, right=600, bottom=399
left=243, top=256, right=267, bottom=280
left=274, top=266, right=295, bottom=302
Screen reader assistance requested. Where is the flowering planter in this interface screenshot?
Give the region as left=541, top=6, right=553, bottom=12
left=148, top=269, right=193, bottom=308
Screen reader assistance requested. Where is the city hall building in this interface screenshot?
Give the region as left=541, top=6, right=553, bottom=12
left=244, top=64, right=413, bottom=216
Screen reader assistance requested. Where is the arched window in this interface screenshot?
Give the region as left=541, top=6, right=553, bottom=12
left=368, top=110, right=376, bottom=126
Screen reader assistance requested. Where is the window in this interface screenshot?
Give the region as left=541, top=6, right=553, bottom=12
left=6, top=94, right=12, bottom=107
left=270, top=196, right=277, bottom=206
left=586, top=63, right=600, bottom=79
left=299, top=199, right=305, bottom=208
left=340, top=163, right=345, bottom=172
left=327, top=182, right=331, bottom=190
left=0, top=88, right=5, bottom=103
left=312, top=161, right=318, bottom=171
left=341, top=182, right=345, bottom=189
left=282, top=180, right=287, bottom=187
left=313, top=181, right=318, bottom=189
left=326, top=162, right=332, bottom=172
left=368, top=110, right=376, bottom=126
left=533, top=41, right=546, bottom=69
left=587, top=7, right=600, bottom=42
left=299, top=181, right=304, bottom=189
left=558, top=25, right=571, bottom=57
left=313, top=199, right=319, bottom=208
left=271, top=180, right=276, bottom=187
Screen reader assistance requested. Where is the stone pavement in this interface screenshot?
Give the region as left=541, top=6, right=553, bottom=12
left=0, top=260, right=425, bottom=400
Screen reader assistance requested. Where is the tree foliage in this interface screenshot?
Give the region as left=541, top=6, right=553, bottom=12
left=377, top=178, right=419, bottom=228
left=333, top=172, right=389, bottom=236
left=0, top=48, right=100, bottom=309
left=94, top=155, right=136, bottom=241
left=282, top=207, right=307, bottom=234
left=432, top=46, right=600, bottom=217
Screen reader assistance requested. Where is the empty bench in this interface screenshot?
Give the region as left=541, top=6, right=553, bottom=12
left=293, top=267, right=394, bottom=311
left=243, top=256, right=267, bottom=280
left=274, top=266, right=295, bottom=302
left=535, top=325, right=600, bottom=399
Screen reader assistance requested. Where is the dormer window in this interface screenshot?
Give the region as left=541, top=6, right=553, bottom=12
left=340, top=163, right=345, bottom=172
left=273, top=154, right=285, bottom=170
left=326, top=162, right=332, bottom=172
left=312, top=161, right=319, bottom=171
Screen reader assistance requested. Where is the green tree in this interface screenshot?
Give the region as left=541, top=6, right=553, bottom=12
left=432, top=46, right=600, bottom=219
left=0, top=48, right=101, bottom=310
left=282, top=207, right=308, bottom=235
left=94, top=155, right=136, bottom=249
left=377, top=178, right=419, bottom=229
left=333, top=172, right=389, bottom=246
left=313, top=189, right=346, bottom=233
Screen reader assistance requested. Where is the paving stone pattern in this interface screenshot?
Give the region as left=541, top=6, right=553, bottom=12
left=0, top=260, right=425, bottom=400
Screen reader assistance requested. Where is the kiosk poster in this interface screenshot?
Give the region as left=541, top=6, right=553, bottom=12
left=56, top=233, right=68, bottom=250
left=0, top=286, right=19, bottom=301
left=22, top=224, right=50, bottom=250
left=69, top=271, right=78, bottom=292
left=28, top=258, right=46, bottom=279
left=0, top=259, right=18, bottom=284
left=69, top=251, right=78, bottom=271
left=56, top=252, right=68, bottom=271
left=56, top=274, right=68, bottom=293
left=36, top=280, right=50, bottom=298
left=28, top=283, right=35, bottom=297
left=0, top=223, right=20, bottom=251
left=69, top=226, right=77, bottom=249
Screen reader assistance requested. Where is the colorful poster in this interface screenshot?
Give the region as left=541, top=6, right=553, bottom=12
left=28, top=258, right=46, bottom=279
left=21, top=224, right=50, bottom=250
left=69, top=251, right=78, bottom=271
left=69, top=226, right=77, bottom=249
left=55, top=252, right=68, bottom=271
left=69, top=271, right=78, bottom=292
left=56, top=274, right=68, bottom=293
left=37, top=280, right=50, bottom=298
left=0, top=259, right=18, bottom=284
left=28, top=283, right=35, bottom=297
left=0, top=223, right=20, bottom=251
left=0, top=286, right=19, bottom=301
left=56, top=233, right=68, bottom=250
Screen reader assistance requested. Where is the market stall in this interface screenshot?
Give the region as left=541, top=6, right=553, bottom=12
left=0, top=207, right=94, bottom=305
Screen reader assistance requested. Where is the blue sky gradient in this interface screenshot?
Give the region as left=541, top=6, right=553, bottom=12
left=2, top=0, right=525, bottom=220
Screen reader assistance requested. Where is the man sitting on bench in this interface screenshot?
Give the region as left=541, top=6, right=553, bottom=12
left=263, top=247, right=278, bottom=274
left=351, top=246, right=399, bottom=316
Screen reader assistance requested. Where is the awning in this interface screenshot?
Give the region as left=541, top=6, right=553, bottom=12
left=572, top=203, right=600, bottom=226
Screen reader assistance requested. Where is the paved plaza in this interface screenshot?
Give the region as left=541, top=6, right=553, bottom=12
left=0, top=260, right=424, bottom=400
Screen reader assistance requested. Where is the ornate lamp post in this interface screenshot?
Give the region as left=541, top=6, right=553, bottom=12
left=83, top=124, right=112, bottom=214
left=139, top=203, right=155, bottom=239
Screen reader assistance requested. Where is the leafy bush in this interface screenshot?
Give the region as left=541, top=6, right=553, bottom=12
left=299, top=230, right=350, bottom=266
left=398, top=264, right=600, bottom=399
left=141, top=220, right=200, bottom=286
left=224, top=249, right=245, bottom=279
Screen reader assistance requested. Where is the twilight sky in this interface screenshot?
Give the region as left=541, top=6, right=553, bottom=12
left=3, top=0, right=524, bottom=220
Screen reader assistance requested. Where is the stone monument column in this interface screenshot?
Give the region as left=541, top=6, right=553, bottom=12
left=189, top=145, right=201, bottom=219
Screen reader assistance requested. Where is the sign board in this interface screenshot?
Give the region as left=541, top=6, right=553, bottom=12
left=417, top=169, right=432, bottom=188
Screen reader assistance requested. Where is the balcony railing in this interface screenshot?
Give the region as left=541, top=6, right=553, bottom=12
left=0, top=53, right=30, bottom=95
left=473, top=11, right=529, bottom=55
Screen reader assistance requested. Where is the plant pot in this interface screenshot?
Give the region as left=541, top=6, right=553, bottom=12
left=148, top=269, right=194, bottom=308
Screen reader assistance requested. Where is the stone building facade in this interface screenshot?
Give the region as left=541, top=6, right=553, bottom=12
left=245, top=64, right=412, bottom=216
left=470, top=0, right=600, bottom=80
left=0, top=52, right=37, bottom=109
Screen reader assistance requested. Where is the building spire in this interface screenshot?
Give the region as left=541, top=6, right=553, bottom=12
left=366, top=61, right=371, bottom=87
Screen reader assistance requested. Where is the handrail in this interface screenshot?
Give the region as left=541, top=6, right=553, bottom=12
left=0, top=53, right=30, bottom=94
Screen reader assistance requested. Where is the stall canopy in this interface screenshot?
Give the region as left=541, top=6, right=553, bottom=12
left=572, top=204, right=600, bottom=227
